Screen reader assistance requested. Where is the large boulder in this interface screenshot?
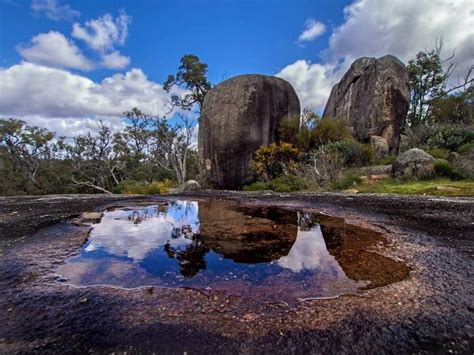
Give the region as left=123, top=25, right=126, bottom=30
left=323, top=55, right=410, bottom=154
left=198, top=74, right=300, bottom=189
left=391, top=148, right=436, bottom=179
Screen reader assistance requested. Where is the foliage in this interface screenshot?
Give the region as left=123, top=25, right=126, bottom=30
left=458, top=142, right=474, bottom=155
left=354, top=178, right=474, bottom=197
left=302, top=144, right=343, bottom=186
left=329, top=175, right=363, bottom=191
left=433, top=160, right=465, bottom=180
left=312, top=117, right=352, bottom=145
left=243, top=175, right=307, bottom=192
left=425, top=148, right=449, bottom=159
left=250, top=143, right=301, bottom=181
left=120, top=179, right=175, bottom=195
left=328, top=140, right=374, bottom=167
left=373, top=155, right=397, bottom=165
left=431, top=87, right=473, bottom=125
left=164, top=54, right=212, bottom=113
left=278, top=108, right=321, bottom=150
left=425, top=124, right=474, bottom=151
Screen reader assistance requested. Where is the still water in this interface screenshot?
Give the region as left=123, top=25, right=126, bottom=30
left=58, top=200, right=408, bottom=302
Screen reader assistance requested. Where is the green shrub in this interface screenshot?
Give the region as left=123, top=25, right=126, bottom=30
left=457, top=142, right=474, bottom=155
left=243, top=181, right=270, bottom=191
left=433, top=160, right=465, bottom=180
left=328, top=140, right=374, bottom=167
left=251, top=143, right=301, bottom=181
left=313, top=117, right=352, bottom=144
left=425, top=148, right=450, bottom=159
left=330, top=175, right=363, bottom=190
left=270, top=175, right=307, bottom=192
left=426, top=125, right=474, bottom=151
left=374, top=155, right=396, bottom=165
left=120, top=180, right=147, bottom=194
left=243, top=175, right=307, bottom=192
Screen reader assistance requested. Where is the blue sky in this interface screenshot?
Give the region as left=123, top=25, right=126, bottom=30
left=1, top=0, right=349, bottom=83
left=0, top=0, right=472, bottom=137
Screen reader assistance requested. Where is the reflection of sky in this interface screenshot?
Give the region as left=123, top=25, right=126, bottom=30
left=84, top=201, right=199, bottom=262
left=278, top=223, right=346, bottom=276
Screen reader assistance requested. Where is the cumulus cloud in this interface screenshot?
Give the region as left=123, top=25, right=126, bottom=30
left=17, top=31, right=94, bottom=71
left=297, top=18, right=326, bottom=43
left=72, top=11, right=131, bottom=52
left=31, top=0, right=80, bottom=21
left=101, top=50, right=130, bottom=69
left=279, top=0, right=474, bottom=111
left=0, top=62, right=175, bottom=122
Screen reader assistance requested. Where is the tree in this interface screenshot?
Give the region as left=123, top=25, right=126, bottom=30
left=150, top=114, right=196, bottom=184
left=0, top=118, right=57, bottom=190
left=407, top=39, right=473, bottom=127
left=163, top=54, right=212, bottom=113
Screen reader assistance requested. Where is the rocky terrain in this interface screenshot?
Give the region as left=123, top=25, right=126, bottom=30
left=0, top=192, right=473, bottom=354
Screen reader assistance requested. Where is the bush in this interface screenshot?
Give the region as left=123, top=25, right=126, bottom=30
left=313, top=117, right=352, bottom=144
left=243, top=181, right=270, bottom=191
left=119, top=179, right=175, bottom=195
left=425, top=148, right=449, bottom=159
left=251, top=143, right=301, bottom=181
left=330, top=175, right=363, bottom=190
left=433, top=160, right=465, bottom=180
left=458, top=142, right=474, bottom=155
left=425, top=124, right=474, bottom=151
left=270, top=175, right=308, bottom=192
left=328, top=140, right=375, bottom=167
left=374, top=155, right=396, bottom=165
left=243, top=175, right=307, bottom=193
left=147, top=179, right=175, bottom=194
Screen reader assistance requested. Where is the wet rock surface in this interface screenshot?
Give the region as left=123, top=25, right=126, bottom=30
left=198, top=74, right=300, bottom=189
left=0, top=192, right=473, bottom=354
left=323, top=55, right=410, bottom=154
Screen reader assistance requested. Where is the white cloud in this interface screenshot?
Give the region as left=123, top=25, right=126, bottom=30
left=277, top=60, right=345, bottom=111
left=31, top=0, right=80, bottom=21
left=72, top=11, right=131, bottom=53
left=17, top=31, right=94, bottom=71
left=0, top=62, right=175, bottom=122
left=328, top=0, right=474, bottom=78
left=101, top=50, right=130, bottom=69
left=298, top=18, right=326, bottom=43
left=279, top=0, right=474, bottom=111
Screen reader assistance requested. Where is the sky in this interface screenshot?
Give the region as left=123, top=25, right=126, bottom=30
left=0, top=0, right=473, bottom=138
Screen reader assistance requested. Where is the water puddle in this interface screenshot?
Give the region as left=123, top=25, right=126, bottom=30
left=58, top=200, right=409, bottom=302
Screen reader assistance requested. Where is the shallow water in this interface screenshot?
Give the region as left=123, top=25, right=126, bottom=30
left=58, top=200, right=408, bottom=302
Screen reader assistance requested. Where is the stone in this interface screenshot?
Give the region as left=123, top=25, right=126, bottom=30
left=448, top=150, right=474, bottom=177
left=81, top=212, right=102, bottom=223
left=323, top=55, right=410, bottom=154
left=169, top=180, right=201, bottom=193
left=391, top=148, right=436, bottom=179
left=370, top=135, right=389, bottom=159
left=198, top=74, right=300, bottom=190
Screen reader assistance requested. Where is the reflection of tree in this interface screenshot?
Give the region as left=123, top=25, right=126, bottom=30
left=297, top=212, right=318, bottom=231
left=164, top=225, right=209, bottom=278
left=127, top=210, right=149, bottom=224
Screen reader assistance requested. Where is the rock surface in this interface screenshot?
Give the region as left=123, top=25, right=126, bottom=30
left=323, top=55, right=410, bottom=154
left=169, top=180, right=201, bottom=193
left=198, top=74, right=300, bottom=189
left=448, top=149, right=474, bottom=177
left=391, top=148, right=436, bottom=179
left=370, top=135, right=389, bottom=159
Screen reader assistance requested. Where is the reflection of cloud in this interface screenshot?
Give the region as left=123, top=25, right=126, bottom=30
left=85, top=201, right=199, bottom=262
left=278, top=224, right=345, bottom=276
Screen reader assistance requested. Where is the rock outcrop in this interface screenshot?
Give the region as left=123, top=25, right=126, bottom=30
left=199, top=74, right=300, bottom=189
left=323, top=55, right=410, bottom=154
left=169, top=180, right=201, bottom=193
left=391, top=148, right=436, bottom=179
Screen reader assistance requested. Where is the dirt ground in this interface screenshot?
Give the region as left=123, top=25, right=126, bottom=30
left=0, top=191, right=473, bottom=354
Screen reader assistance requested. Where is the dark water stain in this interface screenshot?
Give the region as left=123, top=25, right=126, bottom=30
left=57, top=200, right=409, bottom=303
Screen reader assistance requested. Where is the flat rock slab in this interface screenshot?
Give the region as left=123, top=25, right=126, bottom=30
left=0, top=192, right=473, bottom=353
